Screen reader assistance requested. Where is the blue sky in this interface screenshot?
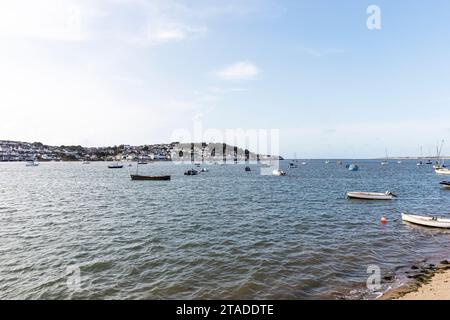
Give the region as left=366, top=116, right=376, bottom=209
left=0, top=0, right=449, bottom=158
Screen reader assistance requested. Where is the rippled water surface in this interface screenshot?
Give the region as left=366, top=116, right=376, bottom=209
left=0, top=160, right=449, bottom=299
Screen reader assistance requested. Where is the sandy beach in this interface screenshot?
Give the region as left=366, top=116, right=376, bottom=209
left=380, top=261, right=450, bottom=300
left=397, top=269, right=450, bottom=300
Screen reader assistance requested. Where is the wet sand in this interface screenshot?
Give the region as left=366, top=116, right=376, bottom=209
left=397, top=269, right=450, bottom=300
left=380, top=260, right=450, bottom=300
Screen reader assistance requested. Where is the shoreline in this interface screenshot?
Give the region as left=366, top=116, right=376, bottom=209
left=379, top=260, right=450, bottom=300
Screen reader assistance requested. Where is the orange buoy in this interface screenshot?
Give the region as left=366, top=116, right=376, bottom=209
left=381, top=217, right=388, bottom=225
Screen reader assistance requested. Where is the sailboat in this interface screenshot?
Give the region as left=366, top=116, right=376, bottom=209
left=433, top=140, right=446, bottom=169
left=417, top=146, right=424, bottom=166
left=381, top=147, right=389, bottom=165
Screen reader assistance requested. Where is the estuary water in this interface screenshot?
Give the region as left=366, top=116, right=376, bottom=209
left=0, top=160, right=449, bottom=299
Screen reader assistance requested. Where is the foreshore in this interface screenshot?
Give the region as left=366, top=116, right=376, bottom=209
left=380, top=260, right=450, bottom=300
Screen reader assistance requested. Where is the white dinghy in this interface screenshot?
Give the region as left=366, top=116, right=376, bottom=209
left=272, top=169, right=286, bottom=176
left=435, top=168, right=450, bottom=175
left=346, top=191, right=396, bottom=200
left=401, top=213, right=450, bottom=229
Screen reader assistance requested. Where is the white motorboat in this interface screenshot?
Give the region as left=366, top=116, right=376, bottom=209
left=401, top=213, right=450, bottom=229
left=26, top=160, right=39, bottom=167
left=272, top=169, right=286, bottom=176
left=435, top=168, right=450, bottom=175
left=346, top=191, right=396, bottom=200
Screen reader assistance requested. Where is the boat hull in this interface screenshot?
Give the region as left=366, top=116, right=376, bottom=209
left=346, top=192, right=393, bottom=200
left=130, top=175, right=170, bottom=181
left=402, top=213, right=450, bottom=228
left=108, top=165, right=123, bottom=169
left=435, top=168, right=450, bottom=175
left=440, top=181, right=450, bottom=188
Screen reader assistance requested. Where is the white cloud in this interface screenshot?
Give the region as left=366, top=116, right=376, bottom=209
left=216, top=61, right=261, bottom=80
left=146, top=21, right=207, bottom=44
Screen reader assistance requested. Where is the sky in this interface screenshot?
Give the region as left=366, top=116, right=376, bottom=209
left=0, top=0, right=449, bottom=158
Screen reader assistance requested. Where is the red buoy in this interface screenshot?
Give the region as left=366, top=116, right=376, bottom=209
left=381, top=217, right=388, bottom=225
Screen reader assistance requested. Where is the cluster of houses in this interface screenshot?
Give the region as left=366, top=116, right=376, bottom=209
left=0, top=140, right=175, bottom=162
left=0, top=140, right=275, bottom=162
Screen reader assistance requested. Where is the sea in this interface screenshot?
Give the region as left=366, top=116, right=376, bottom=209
left=0, top=160, right=449, bottom=299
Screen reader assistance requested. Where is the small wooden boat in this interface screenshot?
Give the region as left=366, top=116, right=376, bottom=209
left=401, top=213, right=450, bottom=229
left=435, top=168, right=450, bottom=175
left=130, top=174, right=170, bottom=181
left=440, top=181, right=450, bottom=188
left=346, top=191, right=396, bottom=200
left=272, top=169, right=286, bottom=176
left=108, top=164, right=123, bottom=169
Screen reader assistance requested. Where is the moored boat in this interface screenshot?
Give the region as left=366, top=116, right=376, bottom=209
left=401, top=213, right=450, bottom=229
left=108, top=164, right=123, bottom=169
left=184, top=169, right=199, bottom=175
left=245, top=166, right=251, bottom=172
left=435, top=168, right=450, bottom=175
left=289, top=162, right=298, bottom=168
left=346, top=191, right=396, bottom=200
left=26, top=160, right=39, bottom=167
left=348, top=164, right=359, bottom=171
left=272, top=169, right=286, bottom=176
left=440, top=181, right=450, bottom=188
left=130, top=174, right=170, bottom=181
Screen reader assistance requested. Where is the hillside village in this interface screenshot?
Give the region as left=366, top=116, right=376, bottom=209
left=0, top=140, right=277, bottom=162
